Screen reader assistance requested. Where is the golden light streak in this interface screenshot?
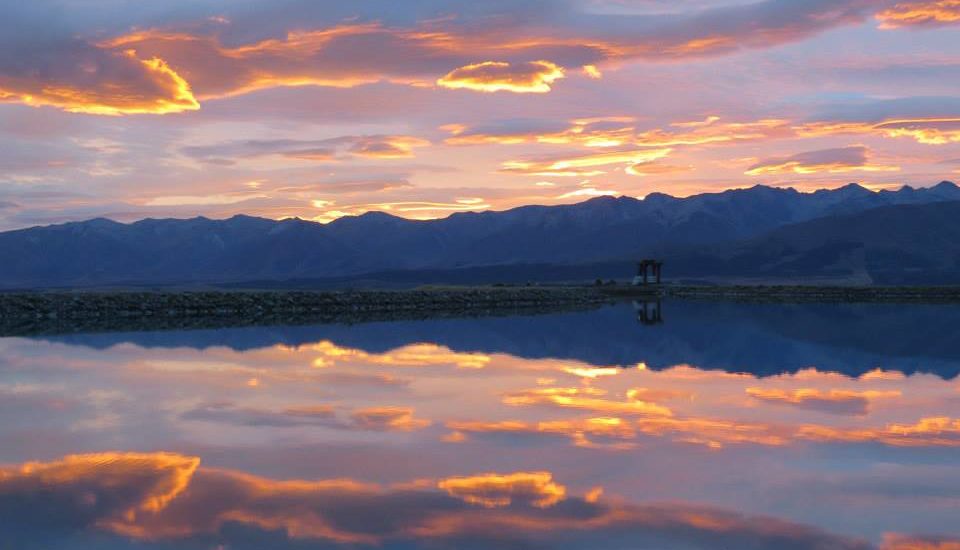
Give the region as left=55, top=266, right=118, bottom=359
left=446, top=117, right=789, bottom=150
left=144, top=192, right=267, bottom=206
left=557, top=187, right=619, bottom=199
left=625, top=162, right=693, bottom=176
left=437, top=60, right=566, bottom=93
left=797, top=417, right=960, bottom=447
left=283, top=341, right=491, bottom=370
left=562, top=366, right=621, bottom=379
left=635, top=118, right=791, bottom=147
left=796, top=118, right=960, bottom=145
left=501, top=148, right=672, bottom=176
left=438, top=472, right=566, bottom=508
left=502, top=387, right=673, bottom=416
left=745, top=161, right=900, bottom=176
left=448, top=414, right=786, bottom=450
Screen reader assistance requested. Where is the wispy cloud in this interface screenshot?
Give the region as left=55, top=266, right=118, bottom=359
left=745, top=146, right=900, bottom=176
left=876, top=0, right=960, bottom=28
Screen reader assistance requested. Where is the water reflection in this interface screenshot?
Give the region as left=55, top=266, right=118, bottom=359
left=41, top=301, right=960, bottom=378
left=3, top=302, right=960, bottom=548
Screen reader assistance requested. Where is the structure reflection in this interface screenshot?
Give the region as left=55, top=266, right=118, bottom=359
left=634, top=299, right=664, bottom=326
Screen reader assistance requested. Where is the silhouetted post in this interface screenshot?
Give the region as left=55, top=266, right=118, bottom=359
left=655, top=262, right=662, bottom=284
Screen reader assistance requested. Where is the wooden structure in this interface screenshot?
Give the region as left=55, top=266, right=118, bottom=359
left=633, top=259, right=663, bottom=286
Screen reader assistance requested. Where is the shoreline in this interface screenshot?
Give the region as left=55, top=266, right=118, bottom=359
left=2, top=285, right=960, bottom=337
left=619, top=284, right=960, bottom=303
left=0, top=288, right=613, bottom=336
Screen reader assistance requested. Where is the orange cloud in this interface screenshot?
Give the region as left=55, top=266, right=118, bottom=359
left=582, top=64, right=603, bottom=79
left=437, top=471, right=566, bottom=508
left=0, top=51, right=199, bottom=115
left=3, top=1, right=889, bottom=115
left=746, top=387, right=901, bottom=415
left=745, top=146, right=899, bottom=176
left=0, top=452, right=200, bottom=534
left=437, top=60, right=566, bottom=93
left=877, top=0, right=960, bottom=28
left=446, top=417, right=639, bottom=449
left=349, top=406, right=432, bottom=431
left=662, top=36, right=739, bottom=56
left=182, top=134, right=431, bottom=164
left=348, top=135, right=431, bottom=159
left=100, top=24, right=453, bottom=100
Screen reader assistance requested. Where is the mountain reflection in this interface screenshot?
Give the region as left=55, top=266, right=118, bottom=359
left=41, top=301, right=960, bottom=378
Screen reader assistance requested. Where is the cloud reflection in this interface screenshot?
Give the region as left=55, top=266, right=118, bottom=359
left=0, top=453, right=874, bottom=549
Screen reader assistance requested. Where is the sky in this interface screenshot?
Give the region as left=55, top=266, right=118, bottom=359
left=1, top=0, right=960, bottom=229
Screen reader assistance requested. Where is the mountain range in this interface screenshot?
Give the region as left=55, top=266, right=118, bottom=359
left=2, top=181, right=959, bottom=289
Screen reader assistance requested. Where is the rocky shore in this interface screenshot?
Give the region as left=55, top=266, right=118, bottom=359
left=0, top=287, right=613, bottom=336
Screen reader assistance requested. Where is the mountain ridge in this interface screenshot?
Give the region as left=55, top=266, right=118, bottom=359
left=1, top=182, right=958, bottom=288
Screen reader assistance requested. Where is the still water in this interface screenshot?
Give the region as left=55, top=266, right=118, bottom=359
left=3, top=301, right=960, bottom=549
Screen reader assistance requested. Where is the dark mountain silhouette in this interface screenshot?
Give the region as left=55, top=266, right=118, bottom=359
left=663, top=196, right=960, bottom=285
left=0, top=182, right=958, bottom=288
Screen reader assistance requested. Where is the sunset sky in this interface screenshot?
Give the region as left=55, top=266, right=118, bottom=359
left=2, top=0, right=960, bottom=229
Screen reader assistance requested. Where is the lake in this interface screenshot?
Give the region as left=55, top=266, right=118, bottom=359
left=3, top=300, right=960, bottom=549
